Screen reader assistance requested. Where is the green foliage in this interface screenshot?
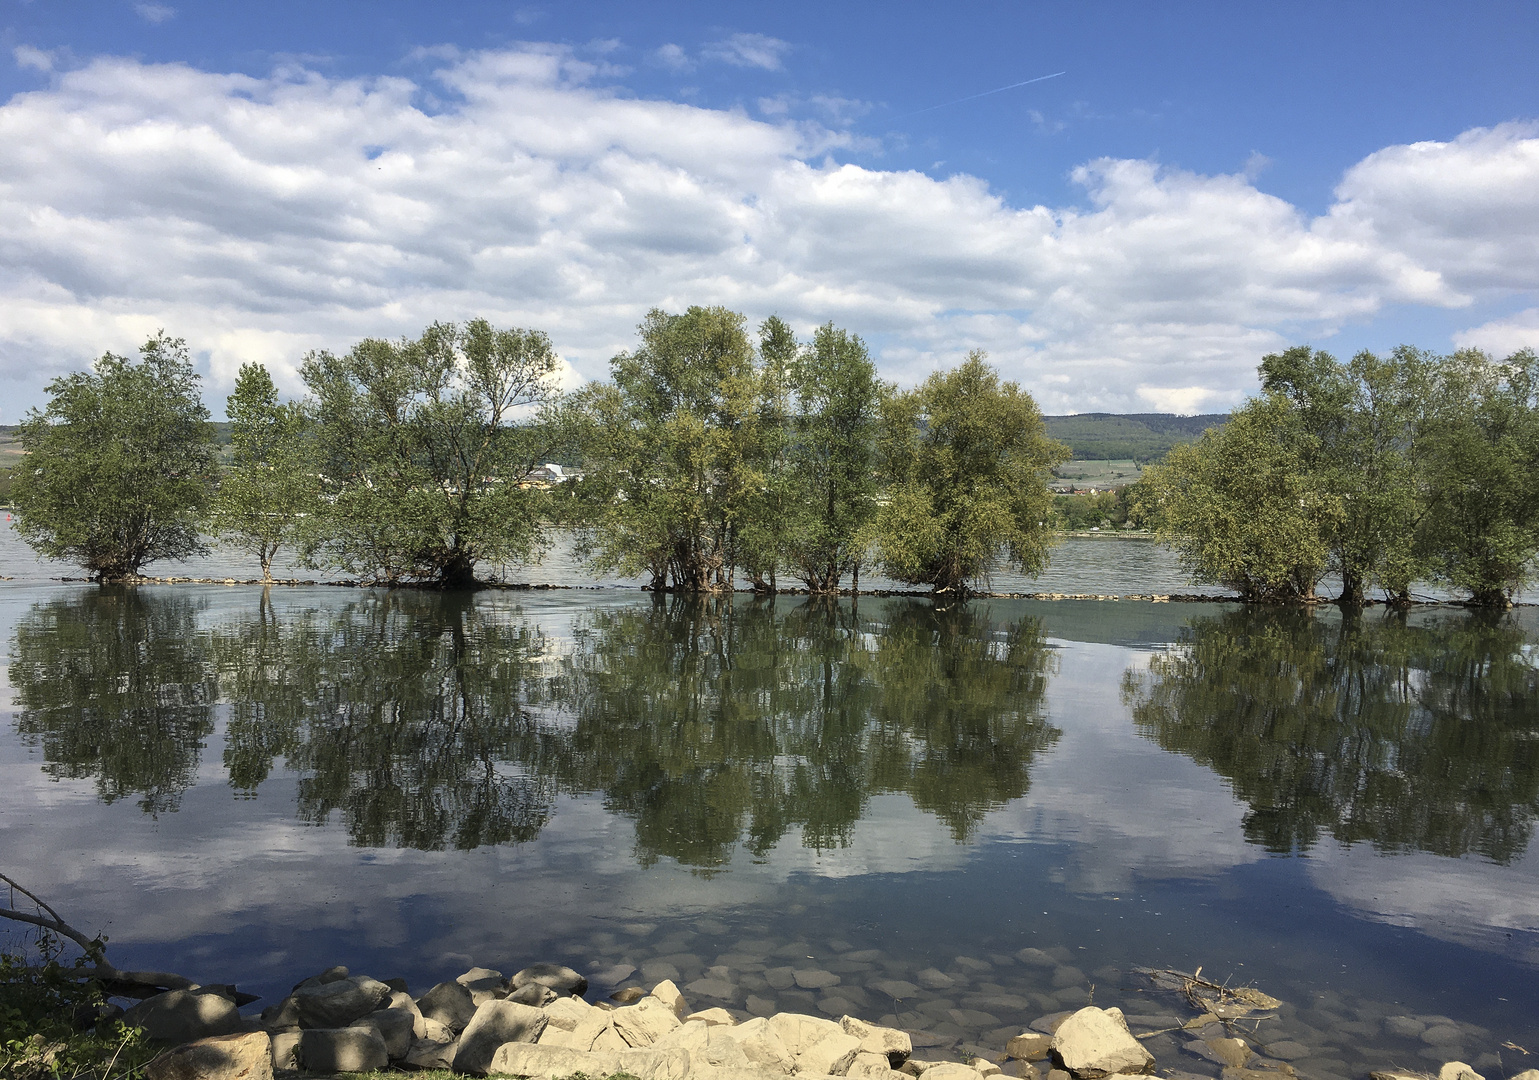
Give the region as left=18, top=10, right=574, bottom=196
left=1042, top=412, right=1228, bottom=462
left=300, top=319, right=561, bottom=586
left=0, top=930, right=151, bottom=1080
left=1125, top=607, right=1539, bottom=861
left=1139, top=394, right=1340, bottom=602
left=208, top=363, right=317, bottom=581
left=13, top=332, right=216, bottom=580
left=873, top=352, right=1067, bottom=592
left=1416, top=348, right=1539, bottom=607
left=1052, top=487, right=1142, bottom=531
left=569, top=306, right=765, bottom=591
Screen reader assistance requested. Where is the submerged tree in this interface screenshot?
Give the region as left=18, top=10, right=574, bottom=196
left=13, top=332, right=216, bottom=580
left=873, top=352, right=1066, bottom=593
left=209, top=363, right=316, bottom=582
left=300, top=319, right=562, bottom=587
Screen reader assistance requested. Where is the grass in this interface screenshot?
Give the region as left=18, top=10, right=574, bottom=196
left=1050, top=459, right=1144, bottom=488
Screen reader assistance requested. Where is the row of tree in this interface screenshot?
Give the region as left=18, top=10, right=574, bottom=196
left=1137, top=345, right=1539, bottom=606
left=12, top=309, right=1067, bottom=593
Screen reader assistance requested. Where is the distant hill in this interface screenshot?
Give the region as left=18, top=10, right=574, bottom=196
left=1043, top=412, right=1228, bottom=462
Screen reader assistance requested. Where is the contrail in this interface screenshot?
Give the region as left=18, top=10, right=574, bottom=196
left=898, top=71, right=1066, bottom=118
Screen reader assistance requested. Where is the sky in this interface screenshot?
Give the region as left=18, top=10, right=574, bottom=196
left=1, top=1, right=1537, bottom=419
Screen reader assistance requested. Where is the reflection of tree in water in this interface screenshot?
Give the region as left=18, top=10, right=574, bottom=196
left=1123, top=607, right=1539, bottom=862
left=8, top=589, right=1059, bottom=864
left=9, top=588, right=217, bottom=815
left=545, top=597, right=1060, bottom=870
left=212, top=590, right=559, bottom=850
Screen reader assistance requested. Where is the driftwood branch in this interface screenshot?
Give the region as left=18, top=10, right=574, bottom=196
left=1, top=870, right=199, bottom=996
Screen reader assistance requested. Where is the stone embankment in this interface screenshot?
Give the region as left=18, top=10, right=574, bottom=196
left=118, top=960, right=1529, bottom=1080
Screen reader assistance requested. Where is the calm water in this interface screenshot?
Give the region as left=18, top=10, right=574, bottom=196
left=2, top=529, right=1538, bottom=1080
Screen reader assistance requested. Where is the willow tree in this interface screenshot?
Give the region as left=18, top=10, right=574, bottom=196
left=300, top=319, right=561, bottom=587
left=872, top=352, right=1066, bottom=594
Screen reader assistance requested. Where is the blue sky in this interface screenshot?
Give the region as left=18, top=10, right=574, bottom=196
left=2, top=1, right=1536, bottom=416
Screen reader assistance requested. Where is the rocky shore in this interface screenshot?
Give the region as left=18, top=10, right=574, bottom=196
left=115, top=957, right=1530, bottom=1080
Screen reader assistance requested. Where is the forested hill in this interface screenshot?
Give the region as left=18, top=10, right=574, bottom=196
left=1043, top=412, right=1228, bottom=461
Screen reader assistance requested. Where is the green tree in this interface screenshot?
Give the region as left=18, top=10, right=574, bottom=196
left=736, top=316, right=799, bottom=592
left=571, top=306, right=763, bottom=592
left=209, top=363, right=316, bottom=582
left=300, top=319, right=561, bottom=587
left=1139, top=393, right=1341, bottom=602
left=873, top=352, right=1066, bottom=593
left=782, top=324, right=886, bottom=593
left=1417, top=348, right=1539, bottom=607
left=13, top=332, right=216, bottom=580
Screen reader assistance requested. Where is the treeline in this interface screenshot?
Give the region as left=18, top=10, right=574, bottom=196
left=11, top=308, right=1068, bottom=594
left=1042, top=412, right=1228, bottom=462
left=1137, top=345, right=1539, bottom=606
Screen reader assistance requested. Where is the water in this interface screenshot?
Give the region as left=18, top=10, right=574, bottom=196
left=2, top=530, right=1538, bottom=1080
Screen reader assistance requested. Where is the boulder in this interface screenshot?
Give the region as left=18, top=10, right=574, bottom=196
left=799, top=1029, right=863, bottom=1076
left=842, top=1016, right=912, bottom=1066
left=923, top=1065, right=982, bottom=1080
left=1006, top=1034, right=1055, bottom=1062
left=688, top=1008, right=738, bottom=1026
left=1260, top=1042, right=1310, bottom=1061
left=293, top=976, right=392, bottom=1029
left=299, top=1027, right=389, bottom=1073
left=617, top=1047, right=694, bottom=1080
left=512, top=962, right=589, bottom=998
left=850, top=1052, right=897, bottom=1078
left=406, top=1036, right=458, bottom=1070
left=123, top=990, right=244, bottom=1044
left=544, top=994, right=596, bottom=1030
left=145, top=1031, right=272, bottom=1080
left=795, top=969, right=842, bottom=990
left=569, top=1012, right=628, bottom=1053
left=1190, top=1038, right=1251, bottom=1068
left=453, top=999, right=550, bottom=1075
left=386, top=990, right=426, bottom=1038
left=614, top=996, right=685, bottom=1047
left=1031, top=1012, right=1076, bottom=1036
left=770, top=1012, right=842, bottom=1057
left=1384, top=1018, right=1428, bottom=1039
left=651, top=979, right=692, bottom=1019
left=489, top=1042, right=618, bottom=1078
left=1507, top=1072, right=1539, bottom=1080
left=458, top=967, right=510, bottom=1006
left=270, top=1030, right=300, bottom=1071
left=1016, top=949, right=1057, bottom=968
left=356, top=1007, right=416, bottom=1059
left=258, top=996, right=299, bottom=1032
left=713, top=1015, right=797, bottom=1072
left=1439, top=1064, right=1485, bottom=1080
left=1052, top=1008, right=1155, bottom=1079
left=508, top=982, right=558, bottom=1007
left=973, top=1061, right=1003, bottom=1078
left=417, top=980, right=478, bottom=1032
left=422, top=1016, right=456, bottom=1044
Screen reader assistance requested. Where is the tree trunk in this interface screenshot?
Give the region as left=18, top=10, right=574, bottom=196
left=1469, top=587, right=1512, bottom=609
left=1336, top=569, right=1365, bottom=607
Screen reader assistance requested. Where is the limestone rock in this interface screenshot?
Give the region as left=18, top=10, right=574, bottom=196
left=851, top=1051, right=898, bottom=1078
left=689, top=1007, right=738, bottom=1026
left=770, top=1012, right=842, bottom=1057
left=544, top=994, right=596, bottom=1030
left=799, top=1029, right=863, bottom=1076
left=923, top=1065, right=982, bottom=1080
left=385, top=990, right=426, bottom=1038
left=842, top=1016, right=912, bottom=1066
left=617, top=1046, right=694, bottom=1080
left=293, top=976, right=392, bottom=1029
left=258, top=996, right=299, bottom=1033
left=1260, top=1042, right=1310, bottom=1061
left=916, top=969, right=955, bottom=990
left=1384, top=1018, right=1428, bottom=1039
left=145, top=1031, right=272, bottom=1080
left=1051, top=1008, right=1155, bottom=1079
left=417, top=980, right=478, bottom=1032
left=1192, top=1038, right=1251, bottom=1068
left=1016, top=949, right=1057, bottom=968
left=453, top=999, right=550, bottom=1075
left=1371, top=1072, right=1431, bottom=1080
left=512, top=963, right=589, bottom=998
left=1422, top=1027, right=1465, bottom=1048
left=1439, top=1064, right=1484, bottom=1080
left=488, top=1043, right=616, bottom=1078
left=299, top=1027, right=388, bottom=1073
left=1030, top=1012, right=1075, bottom=1036
left=269, top=1030, right=300, bottom=1072
left=652, top=979, right=693, bottom=1019
left=123, top=990, right=244, bottom=1044
left=973, top=1060, right=1003, bottom=1078
left=569, top=1012, right=625, bottom=1052
left=870, top=980, right=921, bottom=1000
left=421, top=1016, right=455, bottom=1044
left=796, top=969, right=842, bottom=990
left=1006, top=1034, right=1054, bottom=1061
left=615, top=996, right=686, bottom=1047
left=710, top=1015, right=798, bottom=1072
left=1506, top=1071, right=1539, bottom=1080
left=357, top=1007, right=415, bottom=1059
left=458, top=966, right=507, bottom=993
left=406, top=1036, right=458, bottom=1070
left=508, top=982, right=559, bottom=1007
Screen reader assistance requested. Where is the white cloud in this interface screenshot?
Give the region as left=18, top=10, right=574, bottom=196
left=13, top=45, right=54, bottom=72
left=702, top=33, right=790, bottom=71
left=134, top=3, right=176, bottom=24
left=653, top=43, right=691, bottom=73
left=0, top=47, right=1536, bottom=411
left=1454, top=306, right=1539, bottom=355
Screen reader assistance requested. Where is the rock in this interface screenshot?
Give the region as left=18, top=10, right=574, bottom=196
left=386, top=990, right=426, bottom=1037
left=615, top=996, right=686, bottom=1047
left=925, top=1065, right=984, bottom=1080
left=1192, top=1038, right=1251, bottom=1068
left=712, top=1015, right=798, bottom=1072
left=458, top=966, right=507, bottom=992
left=689, top=1008, right=739, bottom=1026
left=1422, top=1026, right=1465, bottom=1047
left=299, top=1027, right=389, bottom=1073
left=1051, top=1008, right=1154, bottom=1079
left=417, top=980, right=478, bottom=1032
left=688, top=977, right=739, bottom=1000
left=850, top=1052, right=897, bottom=1078
left=1051, top=968, right=1086, bottom=989
left=1438, top=1064, right=1484, bottom=1080
left=592, top=963, right=639, bottom=987
left=512, top=963, right=589, bottom=998
left=1006, top=1034, right=1054, bottom=1061
left=422, top=1016, right=455, bottom=1044
left=270, top=1030, right=300, bottom=1071
left=1507, top=1072, right=1539, bottom=1080
left=508, top=982, right=559, bottom=1007
left=770, top=1012, right=843, bottom=1056
left=652, top=979, right=693, bottom=1019
left=453, top=999, right=550, bottom=1075
left=293, top=976, right=393, bottom=1029
left=1371, top=1072, right=1430, bottom=1080
left=613, top=987, right=650, bottom=1003
left=545, top=995, right=596, bottom=1030
left=796, top=969, right=843, bottom=990
left=259, top=996, right=299, bottom=1032
left=765, top=967, right=797, bottom=990
left=123, top=990, right=244, bottom=1044
left=358, top=1007, right=416, bottom=1059
left=917, top=969, right=956, bottom=990
left=1030, top=1013, right=1075, bottom=1036
left=487, top=1043, right=615, bottom=1078
left=800, top=1029, right=863, bottom=1076
left=871, top=980, right=922, bottom=1000
left=842, top=1016, right=912, bottom=1066
left=1260, top=1042, right=1311, bottom=1061
left=145, top=1031, right=272, bottom=1080
left=1016, top=949, right=1056, bottom=968
left=974, top=1060, right=1004, bottom=1077
left=570, top=1012, right=629, bottom=1053
left=538, top=1024, right=574, bottom=1047
left=406, top=1036, right=458, bottom=1070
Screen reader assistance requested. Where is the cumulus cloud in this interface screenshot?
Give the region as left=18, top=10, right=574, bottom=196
left=703, top=33, right=791, bottom=71
left=653, top=43, right=691, bottom=72
left=1455, top=306, right=1539, bottom=355
left=0, top=45, right=1536, bottom=413
left=134, top=3, right=176, bottom=24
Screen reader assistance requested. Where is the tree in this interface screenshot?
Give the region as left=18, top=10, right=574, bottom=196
left=570, top=306, right=763, bottom=592
left=209, top=363, right=316, bottom=582
left=13, top=332, right=216, bottom=580
left=782, top=324, right=886, bottom=593
left=872, top=352, right=1066, bottom=593
left=736, top=316, right=798, bottom=592
left=1138, top=393, right=1341, bottom=602
left=299, top=319, right=561, bottom=587
left=1417, top=348, right=1539, bottom=607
